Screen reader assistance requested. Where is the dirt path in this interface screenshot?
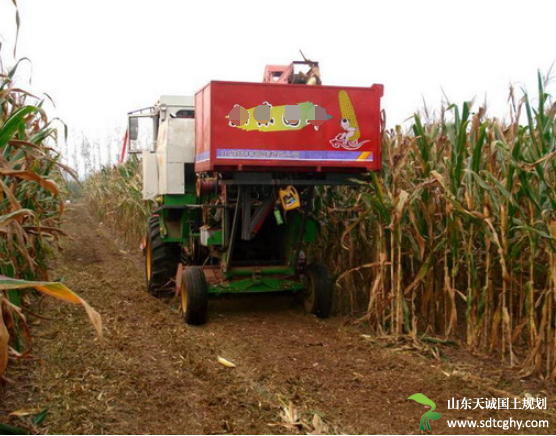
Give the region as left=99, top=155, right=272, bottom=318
left=1, top=204, right=555, bottom=434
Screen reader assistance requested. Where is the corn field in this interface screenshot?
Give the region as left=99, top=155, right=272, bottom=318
left=319, top=73, right=556, bottom=380
left=84, top=157, right=151, bottom=246
left=0, top=62, right=70, bottom=282
left=0, top=3, right=100, bottom=384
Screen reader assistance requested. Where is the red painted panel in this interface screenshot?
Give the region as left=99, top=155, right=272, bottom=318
left=195, top=81, right=383, bottom=173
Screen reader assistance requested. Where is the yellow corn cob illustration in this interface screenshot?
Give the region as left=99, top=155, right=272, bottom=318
left=338, top=90, right=360, bottom=140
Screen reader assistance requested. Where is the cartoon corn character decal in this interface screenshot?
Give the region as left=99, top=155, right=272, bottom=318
left=338, top=90, right=360, bottom=141
left=329, top=90, right=370, bottom=150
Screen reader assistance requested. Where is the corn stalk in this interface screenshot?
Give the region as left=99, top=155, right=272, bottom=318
left=322, top=73, right=556, bottom=380
left=84, top=157, right=151, bottom=246
left=0, top=1, right=100, bottom=382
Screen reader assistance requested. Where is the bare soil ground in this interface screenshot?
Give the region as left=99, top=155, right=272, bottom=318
left=1, top=204, right=555, bottom=435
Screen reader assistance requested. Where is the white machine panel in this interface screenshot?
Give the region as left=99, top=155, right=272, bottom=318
left=135, top=95, right=195, bottom=197
left=142, top=150, right=159, bottom=200
left=156, top=117, right=195, bottom=195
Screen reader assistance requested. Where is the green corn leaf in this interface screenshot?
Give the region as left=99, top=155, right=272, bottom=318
left=0, top=422, right=29, bottom=435
left=32, top=409, right=48, bottom=425
left=0, top=106, right=39, bottom=148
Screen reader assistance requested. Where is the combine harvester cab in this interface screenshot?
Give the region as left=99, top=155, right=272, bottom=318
left=128, top=61, right=383, bottom=325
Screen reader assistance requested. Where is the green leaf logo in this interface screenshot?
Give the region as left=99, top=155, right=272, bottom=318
left=408, top=393, right=442, bottom=431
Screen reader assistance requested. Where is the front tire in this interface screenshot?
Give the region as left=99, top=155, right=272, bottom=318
left=179, top=266, right=209, bottom=325
left=303, top=262, right=333, bottom=318
left=146, top=215, right=180, bottom=297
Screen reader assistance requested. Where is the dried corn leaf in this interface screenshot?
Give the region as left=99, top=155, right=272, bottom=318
left=0, top=276, right=102, bottom=340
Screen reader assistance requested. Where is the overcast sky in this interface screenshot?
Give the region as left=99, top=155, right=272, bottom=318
left=1, top=0, right=555, bottom=172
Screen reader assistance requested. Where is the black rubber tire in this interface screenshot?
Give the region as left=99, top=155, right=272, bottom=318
left=303, top=262, right=333, bottom=318
left=181, top=266, right=209, bottom=325
left=145, top=215, right=180, bottom=297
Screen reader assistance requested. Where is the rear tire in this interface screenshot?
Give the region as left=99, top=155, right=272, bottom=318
left=180, top=266, right=209, bottom=325
left=146, top=215, right=180, bottom=297
left=303, top=262, right=333, bottom=318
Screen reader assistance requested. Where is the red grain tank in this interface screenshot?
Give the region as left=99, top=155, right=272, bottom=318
left=194, top=81, right=383, bottom=173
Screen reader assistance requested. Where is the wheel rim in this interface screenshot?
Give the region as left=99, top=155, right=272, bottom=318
left=303, top=274, right=315, bottom=312
left=180, top=277, right=188, bottom=314
left=146, top=240, right=152, bottom=281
